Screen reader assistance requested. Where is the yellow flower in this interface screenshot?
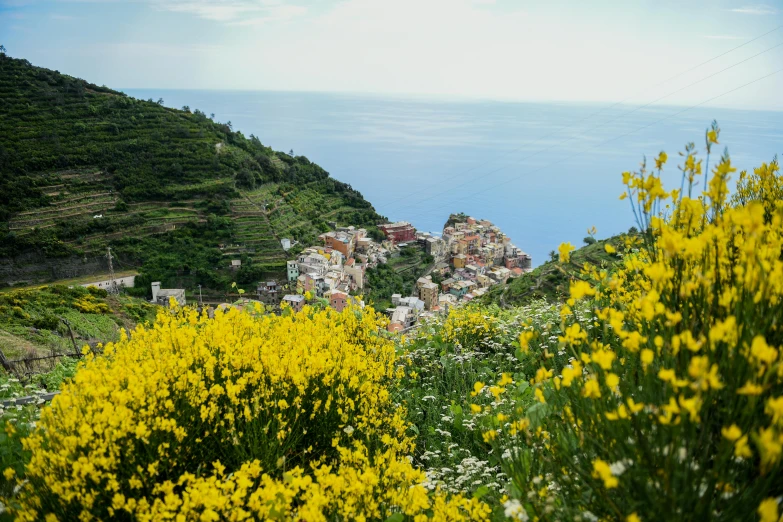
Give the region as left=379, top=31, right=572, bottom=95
left=735, top=435, right=753, bottom=459
left=758, top=498, right=779, bottom=522
left=570, top=280, right=596, bottom=301
left=582, top=377, right=601, bottom=399
left=3, top=467, right=15, bottom=481
left=605, top=243, right=616, bottom=254
left=558, top=242, right=576, bottom=263
left=470, top=404, right=482, bottom=414
left=627, top=513, right=642, bottom=522
left=591, top=458, right=618, bottom=489
left=721, top=424, right=742, bottom=442
left=641, top=349, right=654, bottom=368
left=766, top=396, right=783, bottom=426
left=482, top=430, right=498, bottom=443
left=737, top=381, right=765, bottom=395
left=591, top=349, right=615, bottom=370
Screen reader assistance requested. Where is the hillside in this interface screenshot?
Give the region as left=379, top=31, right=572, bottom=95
left=482, top=233, right=631, bottom=307
left=0, top=54, right=384, bottom=291
left=0, top=284, right=157, bottom=368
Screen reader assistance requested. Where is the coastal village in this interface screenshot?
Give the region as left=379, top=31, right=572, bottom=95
left=267, top=215, right=532, bottom=332
left=77, top=216, right=532, bottom=332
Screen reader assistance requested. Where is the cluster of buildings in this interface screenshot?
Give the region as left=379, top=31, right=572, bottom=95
left=136, top=216, right=531, bottom=330
left=271, top=225, right=393, bottom=312
left=381, top=216, right=532, bottom=332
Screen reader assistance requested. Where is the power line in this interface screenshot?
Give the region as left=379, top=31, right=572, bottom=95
left=404, top=67, right=783, bottom=221
left=392, top=37, right=783, bottom=214
left=380, top=25, right=782, bottom=209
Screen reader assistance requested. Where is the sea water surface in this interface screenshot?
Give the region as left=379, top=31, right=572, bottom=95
left=125, top=89, right=783, bottom=267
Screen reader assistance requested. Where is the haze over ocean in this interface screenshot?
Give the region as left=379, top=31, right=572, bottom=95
left=125, top=89, right=783, bottom=266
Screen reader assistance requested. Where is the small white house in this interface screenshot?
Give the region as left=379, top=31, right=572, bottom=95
left=281, top=238, right=292, bottom=251
left=151, top=282, right=186, bottom=306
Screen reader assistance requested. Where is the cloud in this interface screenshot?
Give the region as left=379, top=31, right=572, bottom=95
left=148, top=0, right=307, bottom=23
left=729, top=4, right=778, bottom=15
left=229, top=4, right=308, bottom=25
left=702, top=34, right=746, bottom=40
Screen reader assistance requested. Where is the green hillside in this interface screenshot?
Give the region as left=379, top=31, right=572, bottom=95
left=0, top=284, right=157, bottom=361
left=0, top=54, right=384, bottom=291
left=482, top=233, right=632, bottom=307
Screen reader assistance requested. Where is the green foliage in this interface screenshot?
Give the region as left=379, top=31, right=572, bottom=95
left=396, top=301, right=562, bottom=506
left=365, top=246, right=433, bottom=309
left=483, top=234, right=628, bottom=307
left=0, top=55, right=385, bottom=290
left=0, top=285, right=156, bottom=357
left=0, top=359, right=80, bottom=498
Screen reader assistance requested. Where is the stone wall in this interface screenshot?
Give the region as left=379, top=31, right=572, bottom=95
left=0, top=253, right=107, bottom=287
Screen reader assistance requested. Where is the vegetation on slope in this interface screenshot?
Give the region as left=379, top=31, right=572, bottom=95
left=0, top=285, right=156, bottom=359
left=365, top=244, right=435, bottom=310
left=0, top=53, right=383, bottom=290
left=482, top=232, right=629, bottom=307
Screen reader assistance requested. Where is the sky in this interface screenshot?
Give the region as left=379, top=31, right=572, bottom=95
left=1, top=0, right=783, bottom=109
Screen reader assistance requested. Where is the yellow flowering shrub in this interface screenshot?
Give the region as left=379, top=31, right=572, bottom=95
left=11, top=304, right=488, bottom=520
left=489, top=126, right=783, bottom=520
left=441, top=307, right=502, bottom=352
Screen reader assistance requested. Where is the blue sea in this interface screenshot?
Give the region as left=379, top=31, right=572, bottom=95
left=125, top=89, right=783, bottom=267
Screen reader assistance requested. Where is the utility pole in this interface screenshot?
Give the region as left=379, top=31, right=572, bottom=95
left=197, top=284, right=203, bottom=306
left=106, top=247, right=119, bottom=295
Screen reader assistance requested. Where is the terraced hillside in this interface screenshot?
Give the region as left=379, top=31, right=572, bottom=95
left=0, top=54, right=383, bottom=290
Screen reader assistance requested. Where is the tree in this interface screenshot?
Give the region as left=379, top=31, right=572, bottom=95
left=0, top=45, right=6, bottom=55
left=157, top=98, right=164, bottom=105
left=583, top=236, right=596, bottom=245
left=210, top=113, right=215, bottom=120
left=182, top=105, right=191, bottom=112
left=549, top=250, right=559, bottom=262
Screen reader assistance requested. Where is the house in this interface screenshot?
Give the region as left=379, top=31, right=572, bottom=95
left=419, top=282, right=439, bottom=311
left=390, top=306, right=415, bottom=328
left=319, top=231, right=355, bottom=258
left=438, top=293, right=457, bottom=314
left=449, top=280, right=470, bottom=299
left=330, top=291, right=348, bottom=312
left=378, top=222, right=416, bottom=243
left=391, top=294, right=402, bottom=306
left=257, top=281, right=279, bottom=303
left=281, top=238, right=292, bottom=251
left=287, top=260, right=299, bottom=282
left=230, top=259, right=242, bottom=271
left=151, top=282, right=186, bottom=306
left=344, top=261, right=365, bottom=290
left=397, top=296, right=425, bottom=313
left=416, top=276, right=433, bottom=289
left=282, top=294, right=305, bottom=312
left=452, top=254, right=467, bottom=269
left=425, top=237, right=445, bottom=257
